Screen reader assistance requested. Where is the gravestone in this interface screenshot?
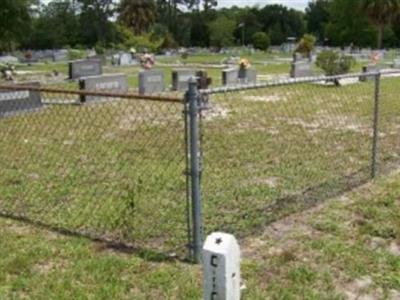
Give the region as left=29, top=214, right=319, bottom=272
left=222, top=68, right=239, bottom=86
left=53, top=50, right=68, bottom=62
left=290, top=52, right=313, bottom=78
left=172, top=69, right=196, bottom=91
left=392, top=59, right=400, bottom=69
left=290, top=60, right=313, bottom=78
left=119, top=53, right=133, bottom=66
left=79, top=74, right=128, bottom=103
left=112, top=53, right=138, bottom=66
left=238, top=68, right=257, bottom=84
left=203, top=232, right=241, bottom=300
left=336, top=77, right=360, bottom=86
left=0, top=82, right=42, bottom=117
left=68, top=59, right=103, bottom=80
left=138, top=70, right=165, bottom=95
left=0, top=56, right=19, bottom=64
left=360, top=65, right=379, bottom=82
left=196, top=70, right=212, bottom=89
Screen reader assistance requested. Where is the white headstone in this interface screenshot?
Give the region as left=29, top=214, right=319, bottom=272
left=203, top=232, right=241, bottom=300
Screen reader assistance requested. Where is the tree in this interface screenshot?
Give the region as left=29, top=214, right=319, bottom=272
left=203, top=0, right=217, bottom=12
left=26, top=0, right=80, bottom=49
left=316, top=50, right=355, bottom=76
left=208, top=15, right=235, bottom=48
left=77, top=0, right=117, bottom=47
left=234, top=8, right=262, bottom=45
left=252, top=32, right=270, bottom=50
left=325, top=0, right=375, bottom=47
left=306, top=0, right=330, bottom=41
left=257, top=5, right=306, bottom=45
left=295, top=34, right=316, bottom=58
left=0, top=0, right=36, bottom=51
left=119, top=0, right=156, bottom=34
left=361, top=0, right=400, bottom=48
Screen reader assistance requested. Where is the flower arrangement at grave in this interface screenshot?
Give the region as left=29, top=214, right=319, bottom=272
left=140, top=53, right=155, bottom=69
left=239, top=58, right=251, bottom=70
left=0, top=63, right=16, bottom=81
left=370, top=51, right=381, bottom=65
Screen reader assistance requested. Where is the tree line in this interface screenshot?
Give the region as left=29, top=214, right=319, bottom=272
left=1, top=0, right=400, bottom=52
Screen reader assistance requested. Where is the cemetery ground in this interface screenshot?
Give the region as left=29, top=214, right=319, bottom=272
left=0, top=168, right=399, bottom=299
left=11, top=52, right=367, bottom=89
left=1, top=53, right=400, bottom=298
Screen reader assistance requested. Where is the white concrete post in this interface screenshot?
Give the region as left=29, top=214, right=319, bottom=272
left=202, top=232, right=241, bottom=300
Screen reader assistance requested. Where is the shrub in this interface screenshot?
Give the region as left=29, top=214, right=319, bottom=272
left=94, top=43, right=106, bottom=55
left=316, top=50, right=355, bottom=76
left=252, top=32, right=270, bottom=51
left=295, top=34, right=316, bottom=58
left=68, top=49, right=85, bottom=60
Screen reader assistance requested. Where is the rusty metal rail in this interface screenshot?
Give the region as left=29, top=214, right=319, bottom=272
left=0, top=84, right=183, bottom=103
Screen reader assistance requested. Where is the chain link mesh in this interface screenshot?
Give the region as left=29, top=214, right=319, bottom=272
left=199, top=71, right=400, bottom=238
left=0, top=84, right=188, bottom=257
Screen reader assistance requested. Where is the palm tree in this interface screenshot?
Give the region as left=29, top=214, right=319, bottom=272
left=119, top=0, right=157, bottom=34
left=361, top=0, right=400, bottom=49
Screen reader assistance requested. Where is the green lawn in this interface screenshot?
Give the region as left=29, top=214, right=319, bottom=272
left=0, top=53, right=399, bottom=298
left=1, top=72, right=400, bottom=256
left=0, top=166, right=398, bottom=299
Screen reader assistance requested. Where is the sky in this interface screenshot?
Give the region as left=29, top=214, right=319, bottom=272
left=217, top=0, right=310, bottom=10
left=41, top=0, right=311, bottom=11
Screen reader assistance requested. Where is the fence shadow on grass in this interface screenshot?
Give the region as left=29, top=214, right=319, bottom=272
left=0, top=211, right=192, bottom=263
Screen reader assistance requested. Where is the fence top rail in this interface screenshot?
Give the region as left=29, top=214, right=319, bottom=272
left=0, top=84, right=183, bottom=104
left=200, top=69, right=400, bottom=95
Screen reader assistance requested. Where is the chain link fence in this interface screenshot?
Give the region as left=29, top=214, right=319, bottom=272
left=198, top=71, right=400, bottom=245
left=0, top=83, right=189, bottom=258
left=1, top=70, right=400, bottom=262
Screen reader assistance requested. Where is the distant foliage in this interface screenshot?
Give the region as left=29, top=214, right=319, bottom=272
left=252, top=32, right=270, bottom=51
left=208, top=16, right=236, bottom=48
left=316, top=50, right=356, bottom=76
left=68, top=49, right=86, bottom=60
left=295, top=34, right=316, bottom=57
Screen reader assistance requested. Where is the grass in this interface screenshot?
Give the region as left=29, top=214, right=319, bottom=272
left=0, top=53, right=399, bottom=298
left=0, top=165, right=398, bottom=299
left=1, top=65, right=400, bottom=255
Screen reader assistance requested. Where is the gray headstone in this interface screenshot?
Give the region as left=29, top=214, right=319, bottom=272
left=119, top=53, right=132, bottom=66
left=79, top=74, right=128, bottom=103
left=337, top=77, right=359, bottom=86
left=360, top=65, right=379, bottom=82
left=238, top=68, right=257, bottom=84
left=0, top=56, right=19, bottom=64
left=53, top=50, right=68, bottom=62
left=0, top=82, right=42, bottom=117
left=392, top=59, right=400, bottom=69
left=290, top=61, right=313, bottom=78
left=172, top=69, right=196, bottom=91
left=222, top=68, right=239, bottom=86
left=139, top=70, right=165, bottom=95
left=68, top=59, right=103, bottom=80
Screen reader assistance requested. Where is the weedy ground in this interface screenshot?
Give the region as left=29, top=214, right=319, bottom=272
left=0, top=53, right=399, bottom=299
left=0, top=167, right=399, bottom=299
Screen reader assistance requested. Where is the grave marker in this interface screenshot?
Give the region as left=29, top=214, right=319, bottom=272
left=68, top=59, right=103, bottom=80
left=139, top=70, right=165, bottom=95
left=79, top=74, right=128, bottom=103
left=360, top=65, right=379, bottom=82
left=172, top=69, right=196, bottom=91
left=0, top=82, right=42, bottom=117
left=203, top=232, right=241, bottom=300
left=238, top=68, right=257, bottom=84
left=290, top=61, right=313, bottom=78
left=222, top=68, right=239, bottom=86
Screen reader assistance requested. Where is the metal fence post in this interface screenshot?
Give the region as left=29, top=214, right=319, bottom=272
left=185, top=77, right=203, bottom=263
left=371, top=72, right=381, bottom=179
